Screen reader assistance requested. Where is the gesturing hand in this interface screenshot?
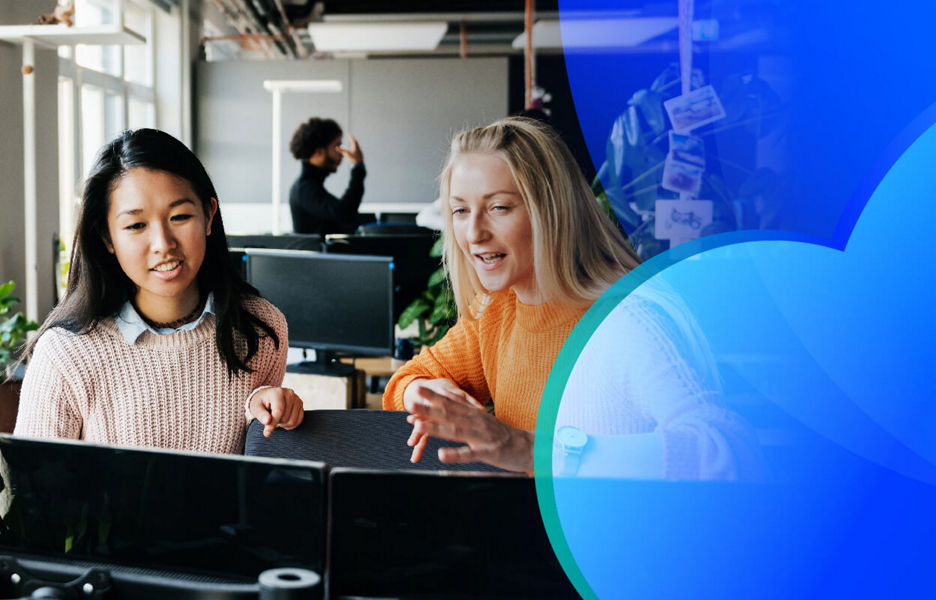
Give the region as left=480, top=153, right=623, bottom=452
left=404, top=381, right=534, bottom=472
left=403, top=378, right=481, bottom=463
left=339, top=134, right=363, bottom=164
left=249, top=387, right=304, bottom=437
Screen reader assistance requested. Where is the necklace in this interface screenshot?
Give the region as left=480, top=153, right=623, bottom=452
left=136, top=295, right=207, bottom=330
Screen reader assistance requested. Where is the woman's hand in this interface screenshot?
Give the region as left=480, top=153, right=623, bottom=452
left=249, top=387, right=304, bottom=437
left=403, top=378, right=481, bottom=463
left=404, top=381, right=534, bottom=472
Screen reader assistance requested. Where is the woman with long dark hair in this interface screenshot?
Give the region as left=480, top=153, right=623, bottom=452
left=15, top=129, right=303, bottom=453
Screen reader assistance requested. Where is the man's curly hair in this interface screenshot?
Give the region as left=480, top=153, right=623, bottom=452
left=289, top=117, right=342, bottom=160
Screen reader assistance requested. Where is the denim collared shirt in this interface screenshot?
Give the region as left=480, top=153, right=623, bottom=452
left=115, top=292, right=216, bottom=345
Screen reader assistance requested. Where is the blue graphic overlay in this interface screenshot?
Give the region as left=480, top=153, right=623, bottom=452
left=536, top=2, right=936, bottom=596
left=538, top=113, right=936, bottom=599
left=560, top=0, right=936, bottom=248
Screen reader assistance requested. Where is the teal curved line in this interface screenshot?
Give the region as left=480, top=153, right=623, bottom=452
left=532, top=229, right=809, bottom=599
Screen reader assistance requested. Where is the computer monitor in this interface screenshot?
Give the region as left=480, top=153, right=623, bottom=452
left=226, top=233, right=323, bottom=252
left=245, top=249, right=395, bottom=376
left=229, top=247, right=248, bottom=280
left=323, top=233, right=440, bottom=323
left=326, top=468, right=578, bottom=599
left=0, top=435, right=325, bottom=598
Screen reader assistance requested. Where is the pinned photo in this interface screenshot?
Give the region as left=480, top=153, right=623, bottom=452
left=663, top=85, right=727, bottom=132
left=669, top=132, right=705, bottom=167
left=654, top=199, right=713, bottom=242
left=661, top=155, right=703, bottom=195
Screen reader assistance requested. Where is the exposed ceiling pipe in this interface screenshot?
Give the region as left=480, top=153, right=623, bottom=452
left=524, top=0, right=535, bottom=108
left=271, top=0, right=308, bottom=58
left=245, top=0, right=291, bottom=56
left=203, top=33, right=286, bottom=42
left=209, top=0, right=276, bottom=57
left=224, top=0, right=279, bottom=57
left=460, top=19, right=467, bottom=58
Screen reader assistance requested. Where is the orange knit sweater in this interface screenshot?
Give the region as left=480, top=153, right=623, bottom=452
left=383, top=290, right=587, bottom=432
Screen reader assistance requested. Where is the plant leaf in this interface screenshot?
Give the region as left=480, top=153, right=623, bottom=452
left=427, top=268, right=447, bottom=288
left=429, top=236, right=444, bottom=258
left=397, top=298, right=431, bottom=330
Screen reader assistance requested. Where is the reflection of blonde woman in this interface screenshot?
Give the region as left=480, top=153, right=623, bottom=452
left=555, top=280, right=764, bottom=480
left=383, top=117, right=640, bottom=472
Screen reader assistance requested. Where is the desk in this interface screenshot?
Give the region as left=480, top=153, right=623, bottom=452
left=284, top=368, right=366, bottom=410
left=339, top=356, right=401, bottom=408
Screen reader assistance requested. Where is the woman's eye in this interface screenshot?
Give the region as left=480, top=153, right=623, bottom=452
left=452, top=207, right=467, bottom=216
left=170, top=213, right=194, bottom=222
left=124, top=223, right=144, bottom=231
left=492, top=205, right=511, bottom=213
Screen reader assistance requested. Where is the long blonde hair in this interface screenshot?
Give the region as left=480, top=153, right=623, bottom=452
left=440, top=117, right=641, bottom=317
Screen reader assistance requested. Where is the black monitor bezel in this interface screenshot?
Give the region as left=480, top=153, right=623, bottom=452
left=0, top=435, right=327, bottom=584
left=245, top=248, right=395, bottom=358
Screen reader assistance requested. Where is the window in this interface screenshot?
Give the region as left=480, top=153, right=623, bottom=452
left=56, top=0, right=177, bottom=295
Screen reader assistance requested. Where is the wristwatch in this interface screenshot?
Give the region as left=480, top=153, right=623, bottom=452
left=556, top=425, right=589, bottom=476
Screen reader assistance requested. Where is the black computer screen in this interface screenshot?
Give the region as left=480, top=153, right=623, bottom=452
left=246, top=249, right=394, bottom=356
left=323, top=233, right=440, bottom=323
left=327, top=469, right=578, bottom=599
left=226, top=233, right=323, bottom=251
left=0, top=436, right=326, bottom=581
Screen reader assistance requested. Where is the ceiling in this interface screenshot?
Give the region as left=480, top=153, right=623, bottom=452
left=201, top=0, right=684, bottom=60
left=200, top=0, right=784, bottom=61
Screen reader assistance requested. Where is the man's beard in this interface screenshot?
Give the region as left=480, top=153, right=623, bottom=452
left=325, top=155, right=342, bottom=172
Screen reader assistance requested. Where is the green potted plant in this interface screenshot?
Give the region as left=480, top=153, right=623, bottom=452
left=397, top=237, right=457, bottom=349
left=0, top=280, right=40, bottom=432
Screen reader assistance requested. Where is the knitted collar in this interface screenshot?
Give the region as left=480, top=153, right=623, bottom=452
left=512, top=292, right=588, bottom=332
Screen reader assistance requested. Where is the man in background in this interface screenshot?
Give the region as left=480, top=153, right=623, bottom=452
left=288, top=117, right=366, bottom=235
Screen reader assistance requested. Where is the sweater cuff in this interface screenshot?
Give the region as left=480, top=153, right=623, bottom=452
left=661, top=429, right=701, bottom=480
left=382, top=374, right=426, bottom=411
left=245, top=385, right=273, bottom=424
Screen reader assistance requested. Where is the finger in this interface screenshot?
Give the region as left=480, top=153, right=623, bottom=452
left=411, top=390, right=475, bottom=423
left=285, top=390, right=303, bottom=424
left=280, top=400, right=302, bottom=430
left=267, top=392, right=285, bottom=425
left=438, top=444, right=478, bottom=464
left=413, top=418, right=468, bottom=444
left=253, top=403, right=272, bottom=426
left=407, top=417, right=425, bottom=446
left=416, top=383, right=478, bottom=408
left=411, top=432, right=428, bottom=463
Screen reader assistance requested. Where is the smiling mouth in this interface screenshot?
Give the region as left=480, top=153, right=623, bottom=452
left=476, top=253, right=505, bottom=264
left=152, top=260, right=182, bottom=272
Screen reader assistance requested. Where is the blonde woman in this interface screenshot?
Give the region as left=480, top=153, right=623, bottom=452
left=383, top=117, right=639, bottom=471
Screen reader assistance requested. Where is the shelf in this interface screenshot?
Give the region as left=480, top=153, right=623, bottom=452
left=0, top=24, right=145, bottom=47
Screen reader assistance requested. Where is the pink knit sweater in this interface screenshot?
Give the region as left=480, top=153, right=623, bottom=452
left=14, top=296, right=287, bottom=454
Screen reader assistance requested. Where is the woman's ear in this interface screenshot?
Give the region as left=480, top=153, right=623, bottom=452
left=205, top=197, right=218, bottom=235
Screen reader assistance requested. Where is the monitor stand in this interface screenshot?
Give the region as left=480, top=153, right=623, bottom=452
left=287, top=350, right=356, bottom=377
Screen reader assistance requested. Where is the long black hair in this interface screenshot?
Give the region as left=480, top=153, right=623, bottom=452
left=25, top=128, right=279, bottom=376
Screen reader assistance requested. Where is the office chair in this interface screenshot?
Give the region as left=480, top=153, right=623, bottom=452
left=244, top=409, right=504, bottom=472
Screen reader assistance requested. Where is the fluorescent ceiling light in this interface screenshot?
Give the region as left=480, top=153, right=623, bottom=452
left=308, top=22, right=447, bottom=52
left=262, top=80, right=343, bottom=93
left=512, top=17, right=678, bottom=49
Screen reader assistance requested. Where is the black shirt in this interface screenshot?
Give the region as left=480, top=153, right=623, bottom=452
left=289, top=161, right=367, bottom=235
